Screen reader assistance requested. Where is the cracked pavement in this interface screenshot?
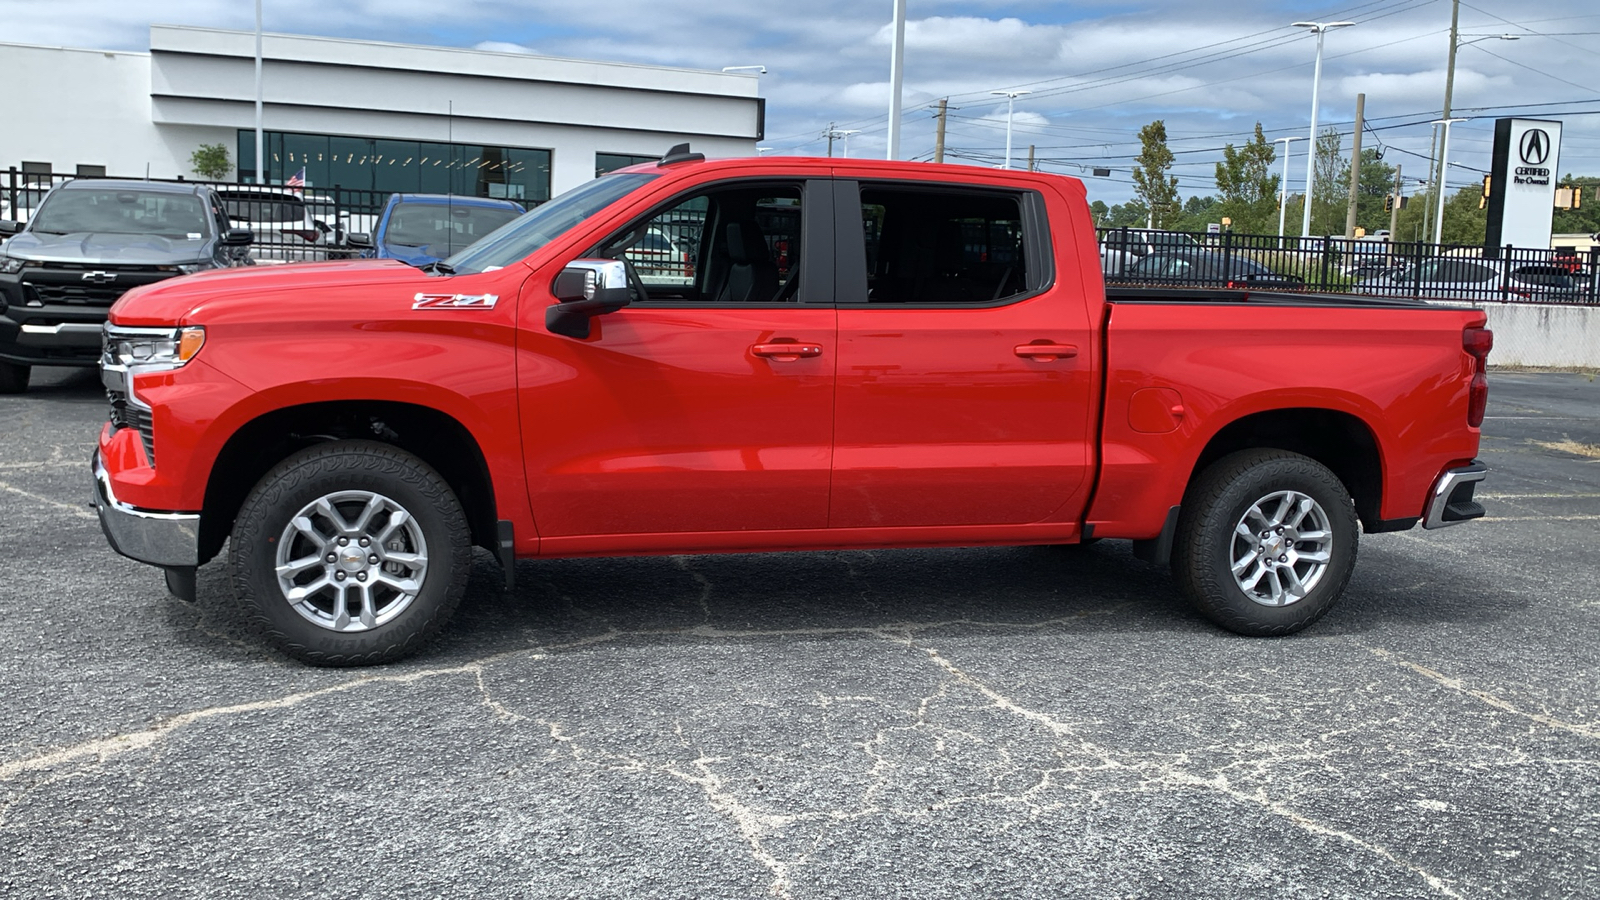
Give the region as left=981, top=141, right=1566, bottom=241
left=1, top=367, right=1597, bottom=898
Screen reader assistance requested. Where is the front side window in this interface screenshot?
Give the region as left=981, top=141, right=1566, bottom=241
left=593, top=182, right=804, bottom=303
left=30, top=189, right=211, bottom=238
left=446, top=172, right=657, bottom=275
left=857, top=186, right=1030, bottom=304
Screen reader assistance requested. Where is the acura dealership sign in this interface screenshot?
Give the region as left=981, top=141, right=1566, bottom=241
left=1485, top=118, right=1563, bottom=254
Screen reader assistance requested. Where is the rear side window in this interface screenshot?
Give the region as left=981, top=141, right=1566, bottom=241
left=855, top=185, right=1033, bottom=304
left=220, top=194, right=306, bottom=224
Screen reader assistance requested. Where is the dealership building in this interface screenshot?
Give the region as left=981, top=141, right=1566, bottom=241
left=0, top=25, right=764, bottom=202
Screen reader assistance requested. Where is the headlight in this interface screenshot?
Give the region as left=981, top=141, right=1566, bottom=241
left=107, top=325, right=206, bottom=369
left=0, top=256, right=23, bottom=275
left=155, top=262, right=215, bottom=276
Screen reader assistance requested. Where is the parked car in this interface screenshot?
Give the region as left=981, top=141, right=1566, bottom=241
left=0, top=179, right=252, bottom=392
left=347, top=194, right=524, bottom=267
left=1120, top=249, right=1305, bottom=288
left=216, top=187, right=328, bottom=263
left=1100, top=228, right=1201, bottom=276
left=1358, top=258, right=1583, bottom=303
left=92, top=150, right=1491, bottom=663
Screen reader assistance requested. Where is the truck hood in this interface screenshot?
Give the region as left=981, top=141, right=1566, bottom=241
left=109, top=258, right=436, bottom=326
left=2, top=231, right=211, bottom=265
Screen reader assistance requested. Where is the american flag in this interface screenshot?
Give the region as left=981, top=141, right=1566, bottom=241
left=286, top=167, right=306, bottom=195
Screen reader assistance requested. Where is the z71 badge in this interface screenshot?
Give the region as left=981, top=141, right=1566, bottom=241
left=412, top=293, right=500, bottom=310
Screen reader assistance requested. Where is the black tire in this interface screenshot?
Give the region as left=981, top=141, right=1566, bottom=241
left=0, top=361, right=30, bottom=394
left=1172, top=449, right=1358, bottom=636
left=230, top=440, right=471, bottom=665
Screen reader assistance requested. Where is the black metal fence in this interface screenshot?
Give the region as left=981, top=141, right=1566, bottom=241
left=1099, top=226, right=1599, bottom=306
left=1, top=168, right=461, bottom=264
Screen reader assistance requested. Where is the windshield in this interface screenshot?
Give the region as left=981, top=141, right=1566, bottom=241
left=385, top=203, right=524, bottom=256
left=30, top=189, right=211, bottom=238
left=445, top=173, right=657, bottom=275
left=220, top=195, right=306, bottom=224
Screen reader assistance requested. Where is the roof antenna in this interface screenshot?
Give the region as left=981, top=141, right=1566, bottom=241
left=659, top=143, right=705, bottom=166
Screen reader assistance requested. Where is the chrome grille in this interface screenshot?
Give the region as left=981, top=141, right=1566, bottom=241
left=105, top=387, right=157, bottom=468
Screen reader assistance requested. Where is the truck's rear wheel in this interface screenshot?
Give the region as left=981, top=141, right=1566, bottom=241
left=1173, top=449, right=1358, bottom=636
left=0, top=361, right=30, bottom=394
left=230, top=440, right=471, bottom=665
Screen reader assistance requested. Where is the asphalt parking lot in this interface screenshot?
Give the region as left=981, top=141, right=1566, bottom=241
left=1, top=367, right=1596, bottom=899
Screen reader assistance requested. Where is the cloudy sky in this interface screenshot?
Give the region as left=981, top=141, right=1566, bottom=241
left=3, top=0, right=1597, bottom=206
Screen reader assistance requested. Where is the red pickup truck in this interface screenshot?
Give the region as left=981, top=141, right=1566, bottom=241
left=92, top=148, right=1492, bottom=665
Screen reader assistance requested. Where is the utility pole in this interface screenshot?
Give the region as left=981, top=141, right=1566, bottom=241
left=1431, top=0, right=1462, bottom=237
left=1388, top=164, right=1403, bottom=238
left=1027, top=145, right=1036, bottom=172
left=825, top=122, right=835, bottom=158
left=934, top=99, right=948, bottom=164
left=886, top=0, right=906, bottom=159
left=1345, top=92, right=1365, bottom=238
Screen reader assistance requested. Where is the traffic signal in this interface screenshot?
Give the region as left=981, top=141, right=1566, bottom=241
left=1383, top=194, right=1394, bottom=212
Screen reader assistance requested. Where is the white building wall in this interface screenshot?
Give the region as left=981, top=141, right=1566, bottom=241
left=0, top=44, right=237, bottom=179
left=0, top=27, right=760, bottom=194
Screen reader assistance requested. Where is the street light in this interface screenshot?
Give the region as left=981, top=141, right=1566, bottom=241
left=1273, top=135, right=1306, bottom=245
left=1425, top=13, right=1520, bottom=239
left=887, top=0, right=907, bottom=160
left=254, top=0, right=264, bottom=185
left=720, top=66, right=768, bottom=74
left=989, top=89, right=1031, bottom=170
left=1292, top=21, right=1355, bottom=238
left=1431, top=117, right=1468, bottom=245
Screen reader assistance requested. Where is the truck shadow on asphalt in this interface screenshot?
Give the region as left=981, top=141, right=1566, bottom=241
left=168, top=537, right=1527, bottom=666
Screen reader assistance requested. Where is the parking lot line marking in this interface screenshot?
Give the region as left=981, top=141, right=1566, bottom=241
left=1479, top=493, right=1600, bottom=499
left=1479, top=515, right=1600, bottom=522
left=1370, top=649, right=1599, bottom=741
left=0, top=481, right=97, bottom=521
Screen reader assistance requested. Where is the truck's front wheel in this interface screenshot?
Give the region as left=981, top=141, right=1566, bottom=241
left=1173, top=449, right=1358, bottom=636
left=230, top=440, right=472, bottom=665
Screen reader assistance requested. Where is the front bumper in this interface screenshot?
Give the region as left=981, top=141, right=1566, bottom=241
left=1422, top=461, right=1488, bottom=530
left=91, top=450, right=199, bottom=567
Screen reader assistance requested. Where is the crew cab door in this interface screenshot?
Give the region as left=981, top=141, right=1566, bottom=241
left=828, top=178, right=1096, bottom=528
left=517, top=178, right=836, bottom=539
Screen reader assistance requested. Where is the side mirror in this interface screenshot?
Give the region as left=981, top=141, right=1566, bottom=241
left=222, top=228, right=254, bottom=246
left=0, top=220, right=22, bottom=236
left=547, top=259, right=632, bottom=339
left=344, top=232, right=374, bottom=250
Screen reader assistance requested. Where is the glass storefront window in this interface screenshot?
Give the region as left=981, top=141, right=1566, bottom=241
left=596, top=152, right=659, bottom=178
left=238, top=130, right=551, bottom=206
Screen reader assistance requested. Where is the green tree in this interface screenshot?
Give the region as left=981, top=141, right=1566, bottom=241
left=1089, top=199, right=1111, bottom=225
left=1105, top=200, right=1150, bottom=228
left=1339, top=147, right=1397, bottom=235
left=189, top=143, right=232, bottom=180
left=1169, top=195, right=1221, bottom=232
left=1310, top=126, right=1345, bottom=236
left=1214, top=122, right=1278, bottom=234
left=1553, top=175, right=1600, bottom=235
left=1131, top=120, right=1180, bottom=228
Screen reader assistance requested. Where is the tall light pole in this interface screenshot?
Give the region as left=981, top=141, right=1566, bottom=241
left=887, top=0, right=907, bottom=160
left=1432, top=117, right=1468, bottom=245
left=1273, top=135, right=1305, bottom=246
left=989, top=89, right=1030, bottom=169
left=254, top=0, right=264, bottom=185
left=1292, top=21, right=1354, bottom=238
left=1427, top=10, right=1520, bottom=237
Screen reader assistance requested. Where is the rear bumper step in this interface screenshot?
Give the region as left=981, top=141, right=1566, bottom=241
left=1422, top=461, right=1488, bottom=529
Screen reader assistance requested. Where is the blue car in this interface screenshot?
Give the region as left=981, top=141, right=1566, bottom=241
left=360, top=194, right=526, bottom=266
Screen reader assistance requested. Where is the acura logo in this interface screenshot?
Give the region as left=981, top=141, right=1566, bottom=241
left=81, top=270, right=118, bottom=284
left=1519, top=129, right=1551, bottom=166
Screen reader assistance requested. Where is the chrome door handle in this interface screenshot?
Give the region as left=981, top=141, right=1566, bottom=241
left=1014, top=342, right=1078, bottom=360
left=751, top=342, right=823, bottom=361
